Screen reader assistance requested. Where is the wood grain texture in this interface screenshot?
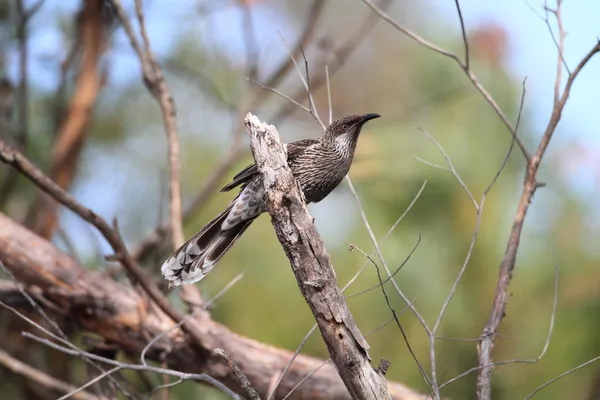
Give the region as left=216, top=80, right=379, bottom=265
left=244, top=113, right=392, bottom=400
left=0, top=213, right=426, bottom=400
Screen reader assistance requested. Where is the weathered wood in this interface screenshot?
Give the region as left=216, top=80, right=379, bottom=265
left=245, top=113, right=392, bottom=400
left=0, top=213, right=426, bottom=400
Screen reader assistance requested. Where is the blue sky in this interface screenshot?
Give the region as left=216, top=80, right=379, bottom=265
left=15, top=0, right=599, bottom=142
left=5, top=0, right=600, bottom=255
left=16, top=0, right=599, bottom=150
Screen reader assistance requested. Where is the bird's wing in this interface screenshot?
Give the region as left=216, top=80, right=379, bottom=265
left=219, top=139, right=318, bottom=192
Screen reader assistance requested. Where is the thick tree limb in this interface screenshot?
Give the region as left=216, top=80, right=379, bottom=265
left=0, top=213, right=426, bottom=400
left=244, top=113, right=392, bottom=400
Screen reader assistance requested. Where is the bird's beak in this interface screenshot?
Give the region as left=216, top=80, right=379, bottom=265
left=361, top=113, right=381, bottom=123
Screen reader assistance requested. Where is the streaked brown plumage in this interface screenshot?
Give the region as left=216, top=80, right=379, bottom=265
left=161, top=113, right=381, bottom=286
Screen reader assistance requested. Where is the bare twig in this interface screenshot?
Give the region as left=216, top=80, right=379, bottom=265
left=525, top=357, right=600, bottom=399
left=109, top=0, right=185, bottom=249
left=437, top=82, right=525, bottom=335
left=0, top=259, right=132, bottom=398
left=477, top=34, right=600, bottom=400
left=215, top=348, right=261, bottom=400
left=349, top=244, right=432, bottom=395
left=345, top=235, right=421, bottom=298
left=271, top=0, right=393, bottom=125
left=0, top=136, right=209, bottom=349
left=139, top=271, right=245, bottom=366
left=130, top=0, right=328, bottom=261
left=441, top=257, right=559, bottom=390
left=246, top=78, right=310, bottom=113
left=345, top=177, right=431, bottom=337
left=325, top=65, right=332, bottom=125
left=238, top=0, right=259, bottom=81
left=540, top=0, right=571, bottom=74
left=359, top=0, right=530, bottom=161
left=417, top=127, right=478, bottom=211
left=453, top=0, right=470, bottom=68
left=22, top=332, right=241, bottom=400
left=0, top=348, right=106, bottom=400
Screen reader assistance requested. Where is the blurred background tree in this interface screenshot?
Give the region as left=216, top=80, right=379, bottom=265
left=1, top=0, right=599, bottom=399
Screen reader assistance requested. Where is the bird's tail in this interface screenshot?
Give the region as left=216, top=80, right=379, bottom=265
left=161, top=205, right=256, bottom=286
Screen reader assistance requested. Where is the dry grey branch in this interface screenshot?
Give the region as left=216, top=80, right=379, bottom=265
left=476, top=31, right=600, bottom=400
left=359, top=0, right=530, bottom=161
left=0, top=348, right=106, bottom=400
left=215, top=348, right=261, bottom=400
left=244, top=113, right=391, bottom=400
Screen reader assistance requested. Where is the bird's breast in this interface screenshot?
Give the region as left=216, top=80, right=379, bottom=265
left=288, top=149, right=351, bottom=203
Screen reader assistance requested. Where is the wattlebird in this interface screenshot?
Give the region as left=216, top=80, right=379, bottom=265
left=161, top=113, right=381, bottom=286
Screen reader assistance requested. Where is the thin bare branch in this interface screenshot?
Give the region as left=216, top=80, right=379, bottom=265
left=453, top=0, right=470, bottom=68
left=525, top=358, right=600, bottom=399
left=349, top=244, right=432, bottom=395
left=0, top=260, right=132, bottom=398
left=246, top=78, right=311, bottom=113
left=57, top=367, right=121, bottom=400
left=417, top=127, right=478, bottom=211
left=359, top=0, right=530, bottom=161
left=266, top=324, right=318, bottom=400
left=215, top=348, right=261, bottom=400
left=271, top=0, right=393, bottom=125
left=541, top=0, right=571, bottom=75
left=110, top=0, right=185, bottom=249
left=238, top=0, right=259, bottom=81
left=345, top=177, right=431, bottom=335
left=325, top=65, right=332, bottom=125
left=23, top=332, right=241, bottom=399
left=345, top=235, right=421, bottom=298
left=0, top=348, right=105, bottom=400
left=413, top=156, right=451, bottom=172
left=442, top=256, right=559, bottom=390
left=434, top=80, right=526, bottom=334
left=140, top=271, right=244, bottom=366
left=130, top=0, right=329, bottom=261
left=477, top=34, right=600, bottom=400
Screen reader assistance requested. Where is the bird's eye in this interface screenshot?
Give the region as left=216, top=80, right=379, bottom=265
left=342, top=124, right=349, bottom=129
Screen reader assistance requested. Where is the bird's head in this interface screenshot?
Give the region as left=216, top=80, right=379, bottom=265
left=322, top=113, right=381, bottom=151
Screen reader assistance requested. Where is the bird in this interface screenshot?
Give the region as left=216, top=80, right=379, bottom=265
left=161, top=113, right=381, bottom=286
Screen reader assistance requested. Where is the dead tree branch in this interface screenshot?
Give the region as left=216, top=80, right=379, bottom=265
left=0, top=348, right=106, bottom=400
left=476, top=10, right=600, bottom=400
left=244, top=113, right=391, bottom=400
left=0, top=213, right=426, bottom=400
left=359, top=0, right=530, bottom=161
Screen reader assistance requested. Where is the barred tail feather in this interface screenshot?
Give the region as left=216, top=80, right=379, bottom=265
left=161, top=205, right=255, bottom=286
